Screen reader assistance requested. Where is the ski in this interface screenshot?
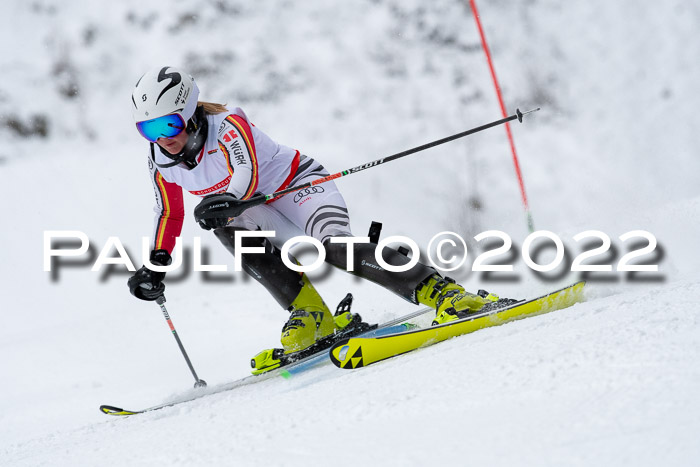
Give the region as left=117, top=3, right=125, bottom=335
left=99, top=304, right=433, bottom=416
left=329, top=281, right=586, bottom=369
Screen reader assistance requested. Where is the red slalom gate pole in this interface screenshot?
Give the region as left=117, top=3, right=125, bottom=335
left=469, top=0, right=535, bottom=233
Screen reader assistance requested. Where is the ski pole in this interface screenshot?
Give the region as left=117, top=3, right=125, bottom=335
left=155, top=295, right=207, bottom=389
left=195, top=108, right=540, bottom=220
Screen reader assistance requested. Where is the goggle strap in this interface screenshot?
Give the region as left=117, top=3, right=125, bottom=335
left=150, top=143, right=184, bottom=168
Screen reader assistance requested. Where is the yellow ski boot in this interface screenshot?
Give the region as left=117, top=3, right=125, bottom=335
left=277, top=275, right=359, bottom=354
left=416, top=274, right=499, bottom=326
left=280, top=275, right=337, bottom=353
left=251, top=277, right=362, bottom=374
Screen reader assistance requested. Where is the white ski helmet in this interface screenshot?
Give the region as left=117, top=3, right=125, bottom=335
left=131, top=66, right=200, bottom=125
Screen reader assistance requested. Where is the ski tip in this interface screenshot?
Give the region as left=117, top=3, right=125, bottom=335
left=99, top=405, right=139, bottom=416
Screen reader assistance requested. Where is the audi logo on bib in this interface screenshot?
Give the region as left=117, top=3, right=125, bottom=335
left=293, top=186, right=325, bottom=203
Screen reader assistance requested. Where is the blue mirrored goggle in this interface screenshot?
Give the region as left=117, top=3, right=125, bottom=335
left=136, top=114, right=186, bottom=142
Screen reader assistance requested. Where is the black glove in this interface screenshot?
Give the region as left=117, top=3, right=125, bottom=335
left=194, top=193, right=238, bottom=230
left=127, top=249, right=172, bottom=301
left=198, top=215, right=231, bottom=231
left=194, top=193, right=267, bottom=230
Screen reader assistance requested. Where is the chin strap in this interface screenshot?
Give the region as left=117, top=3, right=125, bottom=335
left=150, top=106, right=208, bottom=169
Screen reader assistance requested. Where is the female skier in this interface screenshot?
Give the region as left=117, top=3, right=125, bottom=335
left=127, top=66, right=498, bottom=369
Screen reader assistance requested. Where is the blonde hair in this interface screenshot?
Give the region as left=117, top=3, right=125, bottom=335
left=198, top=101, right=229, bottom=115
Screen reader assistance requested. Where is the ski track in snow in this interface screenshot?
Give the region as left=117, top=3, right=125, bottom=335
left=1, top=1, right=700, bottom=466
left=3, top=279, right=700, bottom=466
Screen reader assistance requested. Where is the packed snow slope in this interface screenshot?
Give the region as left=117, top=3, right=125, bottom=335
left=1, top=1, right=699, bottom=466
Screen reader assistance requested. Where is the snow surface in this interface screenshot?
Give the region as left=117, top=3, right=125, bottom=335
left=1, top=1, right=699, bottom=466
